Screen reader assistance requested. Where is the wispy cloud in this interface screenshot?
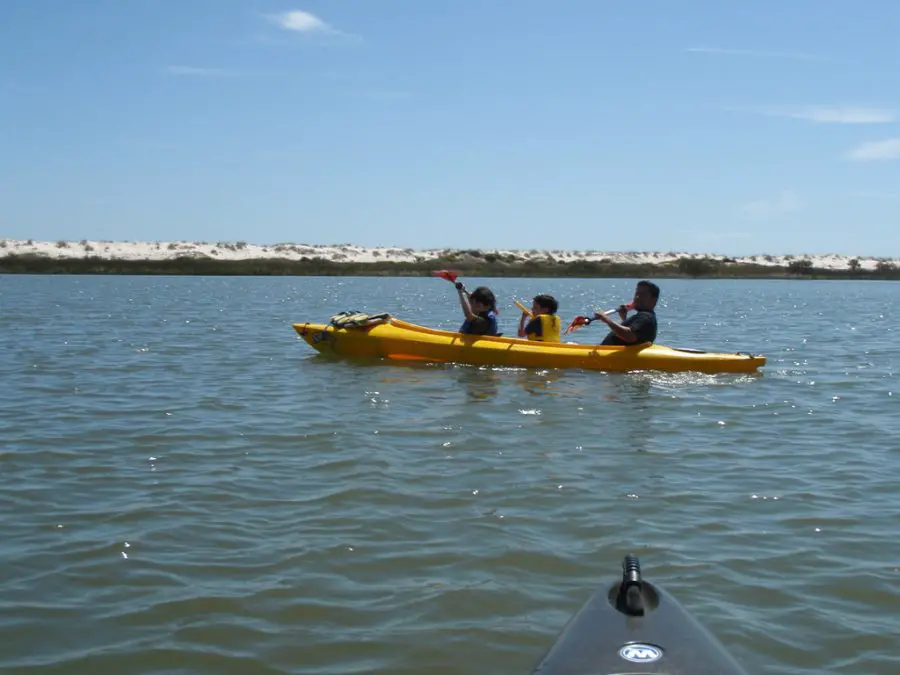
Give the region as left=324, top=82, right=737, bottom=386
left=686, top=46, right=821, bottom=61
left=851, top=189, right=900, bottom=200
left=728, top=105, right=896, bottom=124
left=353, top=89, right=412, bottom=100
left=266, top=9, right=359, bottom=41
left=121, top=138, right=180, bottom=151
left=0, top=77, right=49, bottom=94
left=741, top=190, right=804, bottom=217
left=688, top=230, right=752, bottom=241
left=776, top=106, right=895, bottom=124
left=166, top=66, right=241, bottom=78
left=845, top=138, right=900, bottom=162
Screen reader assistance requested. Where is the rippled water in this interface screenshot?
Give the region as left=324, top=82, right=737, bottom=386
left=1, top=275, right=898, bottom=674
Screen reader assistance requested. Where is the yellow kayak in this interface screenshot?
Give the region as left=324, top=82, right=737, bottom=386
left=292, top=314, right=766, bottom=374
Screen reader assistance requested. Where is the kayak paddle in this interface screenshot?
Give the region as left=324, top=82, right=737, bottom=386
left=432, top=268, right=469, bottom=294
left=565, top=303, right=634, bottom=334
left=431, top=269, right=460, bottom=284
left=514, top=299, right=534, bottom=318
left=433, top=270, right=501, bottom=316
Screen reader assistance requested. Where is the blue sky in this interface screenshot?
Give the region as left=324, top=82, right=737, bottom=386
left=2, top=1, right=898, bottom=256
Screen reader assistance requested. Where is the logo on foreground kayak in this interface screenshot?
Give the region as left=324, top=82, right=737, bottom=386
left=619, top=642, right=663, bottom=663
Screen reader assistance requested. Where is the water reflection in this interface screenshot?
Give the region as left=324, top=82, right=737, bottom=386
left=456, top=366, right=501, bottom=401
left=516, top=369, right=563, bottom=397
left=454, top=365, right=660, bottom=404
left=585, top=373, right=657, bottom=454
left=456, top=367, right=569, bottom=401
left=601, top=372, right=654, bottom=403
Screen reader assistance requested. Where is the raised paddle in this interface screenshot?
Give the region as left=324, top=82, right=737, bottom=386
left=433, top=270, right=502, bottom=319
left=565, top=302, right=635, bottom=335
left=432, top=269, right=471, bottom=296
left=431, top=269, right=461, bottom=284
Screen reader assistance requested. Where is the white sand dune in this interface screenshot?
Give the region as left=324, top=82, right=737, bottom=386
left=1, top=238, right=897, bottom=271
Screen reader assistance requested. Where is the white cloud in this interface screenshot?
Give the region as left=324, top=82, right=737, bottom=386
left=276, top=10, right=327, bottom=32
left=686, top=46, right=820, bottom=61
left=741, top=191, right=804, bottom=217
left=264, top=9, right=360, bottom=43
left=270, top=10, right=330, bottom=33
left=846, top=138, right=900, bottom=162
left=166, top=66, right=239, bottom=77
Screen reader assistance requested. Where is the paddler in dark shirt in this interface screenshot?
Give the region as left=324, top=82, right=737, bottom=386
left=456, top=284, right=500, bottom=336
left=595, top=280, right=660, bottom=345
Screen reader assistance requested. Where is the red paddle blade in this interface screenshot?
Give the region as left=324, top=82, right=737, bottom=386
left=565, top=315, right=590, bottom=334
left=431, top=269, right=459, bottom=283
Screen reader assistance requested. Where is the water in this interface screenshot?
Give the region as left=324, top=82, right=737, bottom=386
left=1, top=275, right=898, bottom=674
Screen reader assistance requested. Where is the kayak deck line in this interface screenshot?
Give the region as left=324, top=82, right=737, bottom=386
left=530, top=555, right=750, bottom=674
left=292, top=314, right=767, bottom=374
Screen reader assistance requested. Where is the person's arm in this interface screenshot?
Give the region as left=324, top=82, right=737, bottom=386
left=456, top=283, right=475, bottom=320
left=517, top=311, right=530, bottom=337
left=594, top=312, right=639, bottom=344
left=525, top=317, right=542, bottom=339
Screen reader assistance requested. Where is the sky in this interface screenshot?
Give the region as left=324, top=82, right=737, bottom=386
left=1, top=0, right=899, bottom=256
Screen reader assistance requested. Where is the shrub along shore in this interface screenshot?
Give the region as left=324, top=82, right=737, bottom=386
left=1, top=252, right=898, bottom=279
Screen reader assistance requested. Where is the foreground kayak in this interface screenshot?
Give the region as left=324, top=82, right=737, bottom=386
left=531, top=555, right=750, bottom=674
left=292, top=315, right=766, bottom=374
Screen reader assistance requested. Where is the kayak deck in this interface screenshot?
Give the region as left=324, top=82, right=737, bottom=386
left=531, top=555, right=750, bottom=674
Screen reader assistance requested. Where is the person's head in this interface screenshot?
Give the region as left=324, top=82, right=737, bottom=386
left=531, top=294, right=558, bottom=315
left=469, top=286, right=497, bottom=315
left=633, top=280, right=660, bottom=310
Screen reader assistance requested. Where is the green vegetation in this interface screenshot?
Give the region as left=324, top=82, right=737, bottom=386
left=1, top=252, right=899, bottom=279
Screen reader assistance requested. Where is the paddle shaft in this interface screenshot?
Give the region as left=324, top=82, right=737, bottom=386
left=514, top=299, right=534, bottom=318
left=584, top=306, right=626, bottom=324
left=565, top=304, right=633, bottom=334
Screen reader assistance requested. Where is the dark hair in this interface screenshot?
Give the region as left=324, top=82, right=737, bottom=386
left=533, top=294, right=558, bottom=314
left=637, top=280, right=660, bottom=300
left=469, top=286, right=497, bottom=313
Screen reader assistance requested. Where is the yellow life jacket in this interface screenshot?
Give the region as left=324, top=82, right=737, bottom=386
left=528, top=314, right=561, bottom=343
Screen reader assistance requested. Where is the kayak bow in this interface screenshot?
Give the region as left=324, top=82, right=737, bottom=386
left=530, top=555, right=749, bottom=674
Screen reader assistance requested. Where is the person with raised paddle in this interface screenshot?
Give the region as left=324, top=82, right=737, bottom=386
left=432, top=270, right=500, bottom=336
left=457, top=285, right=500, bottom=335
left=517, top=294, right=561, bottom=343
left=595, top=280, right=660, bottom=345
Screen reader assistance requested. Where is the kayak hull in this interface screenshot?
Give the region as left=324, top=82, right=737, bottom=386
left=292, top=318, right=766, bottom=374
left=530, top=556, right=750, bottom=674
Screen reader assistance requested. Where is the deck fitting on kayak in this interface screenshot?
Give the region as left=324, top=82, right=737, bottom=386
left=616, top=555, right=646, bottom=616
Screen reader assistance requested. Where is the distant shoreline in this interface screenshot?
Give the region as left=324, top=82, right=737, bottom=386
left=1, top=239, right=898, bottom=279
